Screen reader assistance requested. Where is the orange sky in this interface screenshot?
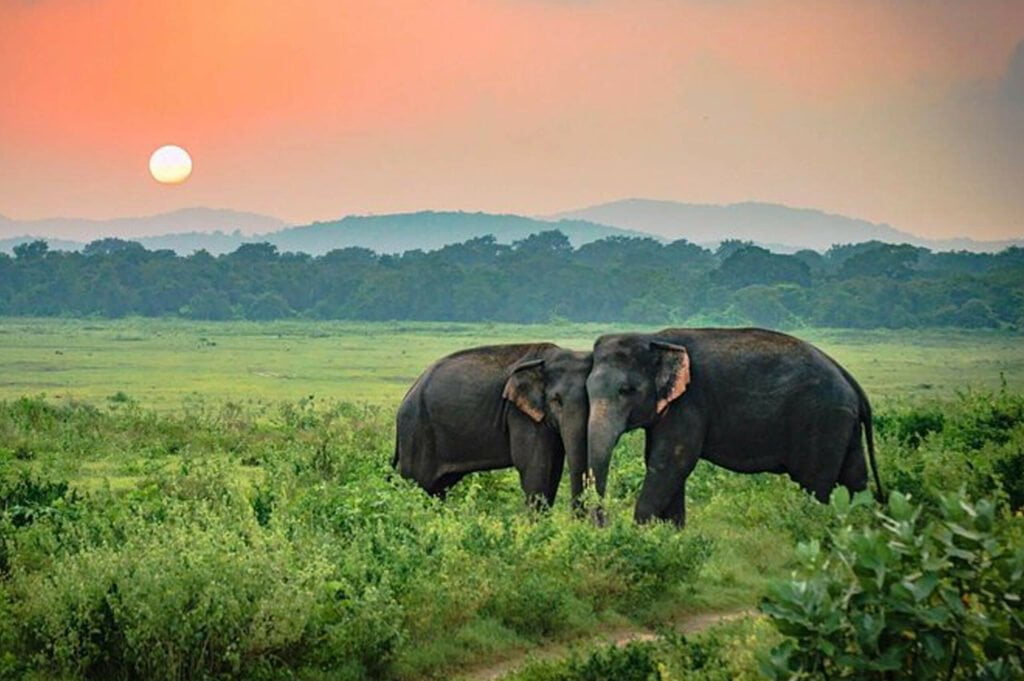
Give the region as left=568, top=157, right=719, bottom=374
left=1, top=0, right=1022, bottom=238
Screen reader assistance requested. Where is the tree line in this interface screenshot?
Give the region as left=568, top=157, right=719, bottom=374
left=2, top=232, right=1022, bottom=329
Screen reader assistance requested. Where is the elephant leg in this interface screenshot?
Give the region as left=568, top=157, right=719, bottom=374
left=568, top=462, right=586, bottom=517
left=401, top=423, right=451, bottom=495
left=641, top=431, right=688, bottom=525
left=659, top=487, right=686, bottom=527
left=544, top=451, right=566, bottom=508
left=635, top=414, right=703, bottom=527
left=791, top=409, right=856, bottom=503
left=836, top=421, right=868, bottom=495
left=510, top=419, right=564, bottom=509
left=423, top=471, right=467, bottom=499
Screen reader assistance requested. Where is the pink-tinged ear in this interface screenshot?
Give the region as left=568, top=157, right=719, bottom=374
left=503, top=359, right=546, bottom=423
left=651, top=341, right=690, bottom=415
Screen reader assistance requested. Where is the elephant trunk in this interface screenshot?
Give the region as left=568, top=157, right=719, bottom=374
left=561, top=417, right=588, bottom=515
left=587, top=399, right=625, bottom=500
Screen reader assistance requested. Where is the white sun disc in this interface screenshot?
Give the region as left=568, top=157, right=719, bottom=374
left=149, top=145, right=193, bottom=184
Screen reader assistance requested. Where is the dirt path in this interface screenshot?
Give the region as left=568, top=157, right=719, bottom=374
left=456, top=609, right=754, bottom=681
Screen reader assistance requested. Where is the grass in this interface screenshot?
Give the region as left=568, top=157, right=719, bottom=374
left=0, top=318, right=1022, bottom=409
left=1, top=317, right=1022, bottom=679
left=0, top=397, right=720, bottom=680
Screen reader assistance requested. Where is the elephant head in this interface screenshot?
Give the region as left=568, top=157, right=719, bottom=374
left=503, top=349, right=592, bottom=507
left=586, top=336, right=690, bottom=499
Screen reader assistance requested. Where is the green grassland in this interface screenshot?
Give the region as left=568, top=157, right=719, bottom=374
left=1, top=318, right=1022, bottom=680
left=1, top=318, right=1022, bottom=409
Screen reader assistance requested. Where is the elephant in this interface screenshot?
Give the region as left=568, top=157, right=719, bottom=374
left=586, top=328, right=883, bottom=526
left=393, top=343, right=592, bottom=507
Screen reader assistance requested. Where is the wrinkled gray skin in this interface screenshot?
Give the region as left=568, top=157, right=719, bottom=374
left=587, top=328, right=883, bottom=526
left=394, top=344, right=592, bottom=507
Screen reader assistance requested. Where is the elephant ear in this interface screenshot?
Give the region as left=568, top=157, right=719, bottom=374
left=651, top=341, right=690, bottom=415
left=503, top=358, right=546, bottom=423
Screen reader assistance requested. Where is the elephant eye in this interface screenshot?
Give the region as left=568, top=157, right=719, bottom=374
left=551, top=393, right=563, bottom=405
left=618, top=385, right=636, bottom=396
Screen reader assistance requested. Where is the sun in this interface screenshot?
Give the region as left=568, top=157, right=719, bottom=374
left=149, top=145, right=193, bottom=184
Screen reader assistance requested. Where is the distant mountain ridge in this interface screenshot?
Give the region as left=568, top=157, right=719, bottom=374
left=2, top=200, right=1020, bottom=256
left=548, top=199, right=1023, bottom=253
left=0, top=207, right=286, bottom=241
left=267, top=211, right=643, bottom=254
left=0, top=210, right=643, bottom=256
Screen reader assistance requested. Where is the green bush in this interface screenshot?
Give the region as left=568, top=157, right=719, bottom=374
left=0, top=396, right=720, bottom=680
left=760, top=488, right=1024, bottom=680
left=875, top=405, right=945, bottom=447
left=505, top=617, right=775, bottom=681
left=504, top=640, right=661, bottom=681
left=879, top=389, right=1024, bottom=511
left=993, top=449, right=1024, bottom=511
left=2, top=388, right=1023, bottom=681
left=570, top=520, right=713, bottom=612
left=5, top=504, right=403, bottom=681
left=0, top=469, right=74, bottom=529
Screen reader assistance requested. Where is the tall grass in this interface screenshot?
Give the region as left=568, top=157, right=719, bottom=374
left=1, top=387, right=1021, bottom=680
left=0, top=397, right=711, bottom=680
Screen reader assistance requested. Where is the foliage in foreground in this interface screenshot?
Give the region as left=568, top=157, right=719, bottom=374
left=503, top=491, right=1024, bottom=681
left=877, top=386, right=1024, bottom=512
left=761, top=489, right=1024, bottom=679
left=758, top=387, right=1024, bottom=680
left=0, top=387, right=1022, bottom=680
left=494, top=388, right=1024, bottom=681
left=503, top=483, right=1024, bottom=681
left=502, top=617, right=775, bottom=681
left=0, top=396, right=712, bottom=681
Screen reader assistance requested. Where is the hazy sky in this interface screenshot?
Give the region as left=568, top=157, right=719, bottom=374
left=1, top=0, right=1022, bottom=239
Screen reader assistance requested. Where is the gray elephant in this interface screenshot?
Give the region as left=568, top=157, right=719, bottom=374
left=586, top=328, right=883, bottom=526
left=394, top=343, right=592, bottom=507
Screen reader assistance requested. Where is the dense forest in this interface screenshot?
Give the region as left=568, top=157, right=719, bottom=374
left=2, top=232, right=1022, bottom=328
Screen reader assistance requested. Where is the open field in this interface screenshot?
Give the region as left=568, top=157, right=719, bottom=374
left=1, top=318, right=1022, bottom=409
left=1, top=318, right=1022, bottom=680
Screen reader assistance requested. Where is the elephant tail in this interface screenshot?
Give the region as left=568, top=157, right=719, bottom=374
left=831, top=359, right=885, bottom=503
left=391, top=429, right=400, bottom=470
left=860, top=393, right=885, bottom=504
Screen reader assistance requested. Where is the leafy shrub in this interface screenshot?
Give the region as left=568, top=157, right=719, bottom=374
left=0, top=469, right=75, bottom=529
left=558, top=642, right=660, bottom=681
left=3, top=388, right=1021, bottom=681
left=506, top=616, right=775, bottom=681
left=506, top=640, right=660, bottom=681
left=484, top=568, right=587, bottom=637
left=0, top=395, right=724, bottom=680
left=943, top=389, right=1023, bottom=451
left=107, top=391, right=132, bottom=404
left=993, top=448, right=1024, bottom=511
left=760, top=488, right=1024, bottom=680
left=6, top=510, right=402, bottom=681
left=875, top=405, right=945, bottom=447
left=656, top=618, right=779, bottom=681
left=562, top=517, right=713, bottom=614
left=879, top=389, right=1024, bottom=511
